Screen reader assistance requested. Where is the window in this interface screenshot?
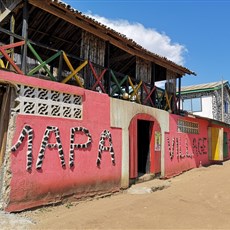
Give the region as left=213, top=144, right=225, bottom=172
left=182, top=98, right=202, bottom=112
left=224, top=101, right=229, bottom=114
left=182, top=99, right=192, bottom=111
left=177, top=119, right=199, bottom=134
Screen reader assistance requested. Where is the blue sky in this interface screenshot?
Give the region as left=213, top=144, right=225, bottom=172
left=64, top=0, right=230, bottom=86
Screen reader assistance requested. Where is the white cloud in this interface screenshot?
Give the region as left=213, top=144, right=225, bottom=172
left=86, top=14, right=187, bottom=66
left=155, top=80, right=166, bottom=89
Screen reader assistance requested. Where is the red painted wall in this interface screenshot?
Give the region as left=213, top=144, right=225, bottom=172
left=1, top=72, right=122, bottom=212
left=164, top=114, right=210, bottom=178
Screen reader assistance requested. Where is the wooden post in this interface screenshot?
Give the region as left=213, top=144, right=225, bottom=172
left=104, top=41, right=111, bottom=95
left=10, top=13, right=15, bottom=71
left=178, top=75, right=182, bottom=114
left=85, top=43, right=91, bottom=90
left=57, top=51, right=63, bottom=82
left=140, top=81, right=144, bottom=104
left=21, top=0, right=28, bottom=74
left=0, top=86, right=11, bottom=167
left=151, top=62, right=156, bottom=107
left=221, top=77, right=224, bottom=122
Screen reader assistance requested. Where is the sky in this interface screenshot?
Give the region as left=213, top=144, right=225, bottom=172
left=64, top=0, right=230, bottom=86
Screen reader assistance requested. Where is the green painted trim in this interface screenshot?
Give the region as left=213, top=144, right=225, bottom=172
left=180, top=82, right=230, bottom=95
left=211, top=119, right=230, bottom=128
left=180, top=87, right=217, bottom=95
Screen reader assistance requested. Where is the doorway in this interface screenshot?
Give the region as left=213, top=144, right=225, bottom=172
left=129, top=113, right=159, bottom=181
left=137, top=120, right=151, bottom=175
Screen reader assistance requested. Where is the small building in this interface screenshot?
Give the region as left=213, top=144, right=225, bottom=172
left=180, top=81, right=230, bottom=124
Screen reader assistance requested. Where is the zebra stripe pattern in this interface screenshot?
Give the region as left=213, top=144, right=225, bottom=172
left=97, top=130, right=115, bottom=166
left=69, top=127, right=92, bottom=167
left=36, top=126, right=66, bottom=169
left=11, top=125, right=33, bottom=171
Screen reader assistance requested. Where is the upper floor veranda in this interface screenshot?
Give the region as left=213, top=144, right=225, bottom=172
left=0, top=0, right=195, bottom=114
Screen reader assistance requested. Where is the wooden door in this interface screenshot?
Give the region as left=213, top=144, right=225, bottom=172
left=208, top=127, right=223, bottom=161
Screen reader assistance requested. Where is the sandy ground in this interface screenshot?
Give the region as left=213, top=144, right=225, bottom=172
left=2, top=160, right=230, bottom=230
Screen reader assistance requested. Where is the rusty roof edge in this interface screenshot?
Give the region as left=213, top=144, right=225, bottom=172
left=48, top=0, right=195, bottom=76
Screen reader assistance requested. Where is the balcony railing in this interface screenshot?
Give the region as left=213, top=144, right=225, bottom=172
left=0, top=33, right=179, bottom=114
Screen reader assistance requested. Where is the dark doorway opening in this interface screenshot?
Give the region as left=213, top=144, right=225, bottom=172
left=137, top=120, right=151, bottom=175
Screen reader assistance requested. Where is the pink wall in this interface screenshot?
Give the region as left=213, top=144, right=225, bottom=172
left=164, top=114, right=210, bottom=178
left=2, top=71, right=230, bottom=211
left=1, top=72, right=122, bottom=212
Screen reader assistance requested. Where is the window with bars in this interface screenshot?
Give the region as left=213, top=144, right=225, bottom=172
left=177, top=119, right=199, bottom=134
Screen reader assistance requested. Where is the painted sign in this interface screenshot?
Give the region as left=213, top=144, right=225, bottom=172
left=11, top=124, right=116, bottom=170
left=155, top=131, right=161, bottom=151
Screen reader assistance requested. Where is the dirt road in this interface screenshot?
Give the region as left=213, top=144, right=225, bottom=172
left=3, top=160, right=230, bottom=229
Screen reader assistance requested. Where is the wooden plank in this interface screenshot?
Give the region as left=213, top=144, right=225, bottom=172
left=62, top=52, right=83, bottom=87
left=21, top=0, right=28, bottom=74
left=0, top=47, right=23, bottom=74
left=61, top=60, right=88, bottom=84
left=0, top=27, right=24, bottom=40
left=0, top=40, right=25, bottom=50
left=0, top=0, right=22, bottom=22
left=10, top=14, right=15, bottom=71
left=0, top=86, right=11, bottom=167
left=27, top=42, right=59, bottom=81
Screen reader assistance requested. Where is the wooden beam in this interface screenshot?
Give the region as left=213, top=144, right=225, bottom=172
left=29, top=27, right=73, bottom=45
left=0, top=0, right=22, bottom=22
left=0, top=40, right=25, bottom=50
left=10, top=14, right=15, bottom=71
left=57, top=51, right=63, bottom=82
left=151, top=62, right=156, bottom=105
left=0, top=27, right=24, bottom=40
left=178, top=75, right=182, bottom=114
left=110, top=53, right=132, bottom=63
left=0, top=86, right=11, bottom=167
left=104, top=41, right=111, bottom=95
left=0, top=41, right=25, bottom=74
left=21, top=0, right=28, bottom=74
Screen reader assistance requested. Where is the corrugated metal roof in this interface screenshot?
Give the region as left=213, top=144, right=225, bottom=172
left=181, top=80, right=229, bottom=93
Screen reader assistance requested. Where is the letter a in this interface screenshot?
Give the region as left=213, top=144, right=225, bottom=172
left=11, top=125, right=33, bottom=171
left=97, top=130, right=115, bottom=166
left=69, top=127, right=92, bottom=167
left=36, top=126, right=65, bottom=169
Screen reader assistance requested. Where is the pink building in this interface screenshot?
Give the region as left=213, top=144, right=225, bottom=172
left=0, top=0, right=229, bottom=212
